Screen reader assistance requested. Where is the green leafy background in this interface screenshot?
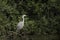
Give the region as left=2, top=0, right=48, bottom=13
left=0, top=0, right=60, bottom=40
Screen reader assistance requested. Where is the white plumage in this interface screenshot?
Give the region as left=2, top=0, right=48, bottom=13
left=16, top=15, right=26, bottom=32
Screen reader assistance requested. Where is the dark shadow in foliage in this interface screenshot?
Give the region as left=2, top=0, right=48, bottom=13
left=14, top=0, right=20, bottom=4
left=41, top=0, right=48, bottom=3
left=49, top=7, right=60, bottom=17
left=3, top=10, right=10, bottom=18
left=3, top=10, right=13, bottom=21
left=27, top=13, right=39, bottom=20
left=27, top=6, right=40, bottom=21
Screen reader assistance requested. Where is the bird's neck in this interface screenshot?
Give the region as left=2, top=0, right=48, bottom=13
left=22, top=17, right=24, bottom=23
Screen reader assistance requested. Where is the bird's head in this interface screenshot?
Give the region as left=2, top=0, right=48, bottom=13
left=22, top=15, right=26, bottom=18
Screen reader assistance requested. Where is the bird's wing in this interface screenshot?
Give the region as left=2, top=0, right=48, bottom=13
left=17, top=22, right=23, bottom=26
left=17, top=22, right=24, bottom=29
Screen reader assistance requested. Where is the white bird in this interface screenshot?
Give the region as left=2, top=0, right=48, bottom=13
left=16, top=15, right=26, bottom=32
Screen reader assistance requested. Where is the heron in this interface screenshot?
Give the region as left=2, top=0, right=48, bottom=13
left=16, top=15, right=26, bottom=32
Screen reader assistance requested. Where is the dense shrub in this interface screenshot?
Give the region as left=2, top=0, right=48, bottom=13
left=0, top=0, right=60, bottom=40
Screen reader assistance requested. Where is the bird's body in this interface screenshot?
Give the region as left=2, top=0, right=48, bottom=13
left=16, top=15, right=26, bottom=32
left=17, top=21, right=24, bottom=31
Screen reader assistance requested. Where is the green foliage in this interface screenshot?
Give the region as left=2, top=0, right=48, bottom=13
left=0, top=0, right=60, bottom=40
